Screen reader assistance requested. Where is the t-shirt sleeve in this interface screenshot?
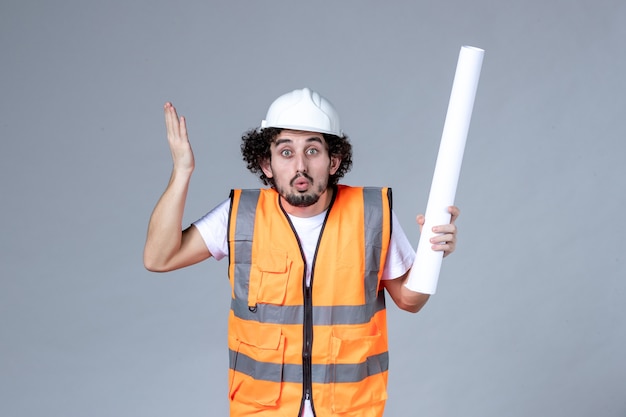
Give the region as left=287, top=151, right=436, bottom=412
left=382, top=211, right=416, bottom=280
left=191, top=198, right=230, bottom=261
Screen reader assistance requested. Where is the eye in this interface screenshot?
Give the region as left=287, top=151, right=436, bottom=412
left=306, top=148, right=319, bottom=156
left=280, top=149, right=292, bottom=157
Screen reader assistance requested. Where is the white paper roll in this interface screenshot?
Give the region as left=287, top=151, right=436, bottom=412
left=405, top=45, right=484, bottom=294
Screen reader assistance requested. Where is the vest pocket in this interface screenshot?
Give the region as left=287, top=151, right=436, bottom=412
left=329, top=324, right=388, bottom=413
left=229, top=324, right=285, bottom=408
left=252, top=249, right=292, bottom=305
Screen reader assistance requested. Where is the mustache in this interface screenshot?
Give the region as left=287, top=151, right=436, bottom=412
left=290, top=171, right=313, bottom=186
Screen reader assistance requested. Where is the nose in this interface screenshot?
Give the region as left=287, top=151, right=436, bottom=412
left=295, top=152, right=307, bottom=173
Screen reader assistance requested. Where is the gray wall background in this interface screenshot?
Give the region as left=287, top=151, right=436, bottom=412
left=1, top=1, right=625, bottom=416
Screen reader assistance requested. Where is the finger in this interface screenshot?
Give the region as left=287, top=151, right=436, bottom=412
left=179, top=115, right=188, bottom=140
left=430, top=227, right=457, bottom=255
left=164, top=102, right=180, bottom=139
left=442, top=243, right=456, bottom=257
left=430, top=232, right=456, bottom=245
left=448, top=206, right=460, bottom=224
left=164, top=103, right=175, bottom=138
left=431, top=241, right=453, bottom=252
left=432, top=223, right=457, bottom=235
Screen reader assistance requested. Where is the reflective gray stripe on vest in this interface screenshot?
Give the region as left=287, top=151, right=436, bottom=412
left=231, top=189, right=260, bottom=302
left=231, top=290, right=386, bottom=325
left=229, top=349, right=389, bottom=384
left=362, top=187, right=385, bottom=304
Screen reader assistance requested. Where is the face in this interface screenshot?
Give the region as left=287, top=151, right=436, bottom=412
left=261, top=130, right=340, bottom=212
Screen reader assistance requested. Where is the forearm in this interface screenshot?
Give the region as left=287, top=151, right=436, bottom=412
left=143, top=168, right=193, bottom=271
left=383, top=271, right=431, bottom=313
left=399, top=276, right=431, bottom=313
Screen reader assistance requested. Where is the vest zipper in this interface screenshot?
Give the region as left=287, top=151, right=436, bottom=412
left=281, top=205, right=316, bottom=417
left=279, top=188, right=337, bottom=417
left=301, top=281, right=314, bottom=417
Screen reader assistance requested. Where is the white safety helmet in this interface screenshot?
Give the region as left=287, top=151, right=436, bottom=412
left=260, top=88, right=342, bottom=136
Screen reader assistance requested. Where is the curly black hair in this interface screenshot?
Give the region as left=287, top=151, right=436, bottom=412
left=240, top=127, right=353, bottom=187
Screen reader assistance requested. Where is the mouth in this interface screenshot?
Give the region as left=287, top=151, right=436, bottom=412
left=291, top=173, right=312, bottom=191
left=293, top=177, right=310, bottom=191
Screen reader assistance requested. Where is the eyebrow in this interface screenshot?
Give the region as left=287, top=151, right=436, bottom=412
left=274, top=136, right=324, bottom=146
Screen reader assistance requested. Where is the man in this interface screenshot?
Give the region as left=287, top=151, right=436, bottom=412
left=144, top=88, right=459, bottom=417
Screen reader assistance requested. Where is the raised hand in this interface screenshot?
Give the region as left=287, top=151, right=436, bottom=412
left=144, top=103, right=208, bottom=272
left=164, top=102, right=195, bottom=173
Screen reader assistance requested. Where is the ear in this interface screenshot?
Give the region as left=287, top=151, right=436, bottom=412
left=329, top=156, right=341, bottom=175
left=260, top=157, right=273, bottom=179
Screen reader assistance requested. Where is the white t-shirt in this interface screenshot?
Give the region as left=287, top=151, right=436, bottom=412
left=192, top=198, right=415, bottom=417
left=193, top=198, right=416, bottom=281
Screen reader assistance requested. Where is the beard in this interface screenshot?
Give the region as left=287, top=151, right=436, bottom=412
left=284, top=193, right=321, bottom=207
left=277, top=172, right=327, bottom=207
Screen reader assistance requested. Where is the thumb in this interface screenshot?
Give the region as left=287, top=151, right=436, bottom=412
left=416, top=214, right=425, bottom=233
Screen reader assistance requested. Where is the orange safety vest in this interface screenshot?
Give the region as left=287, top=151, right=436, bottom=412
left=227, top=185, right=392, bottom=417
